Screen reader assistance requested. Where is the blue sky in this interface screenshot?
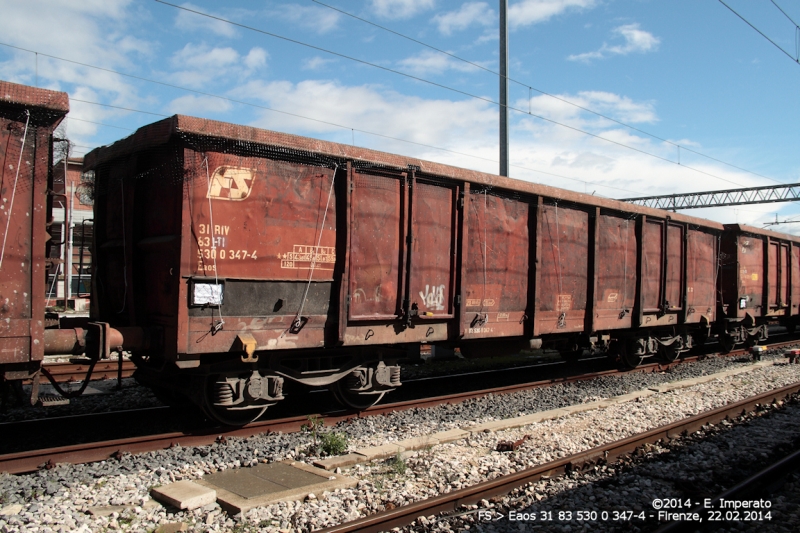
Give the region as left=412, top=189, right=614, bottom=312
left=1, top=0, right=799, bottom=229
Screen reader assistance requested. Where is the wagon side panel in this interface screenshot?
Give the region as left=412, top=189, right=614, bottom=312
left=534, top=203, right=588, bottom=335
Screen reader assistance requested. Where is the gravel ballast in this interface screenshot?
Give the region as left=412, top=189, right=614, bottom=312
left=1, top=352, right=799, bottom=532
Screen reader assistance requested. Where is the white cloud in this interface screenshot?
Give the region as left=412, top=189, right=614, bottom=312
left=169, top=43, right=268, bottom=88
left=277, top=5, right=341, bottom=34
left=174, top=2, right=238, bottom=38
left=433, top=2, right=494, bottom=35
left=302, top=56, right=337, bottom=70
left=519, top=90, right=658, bottom=134
left=230, top=79, right=496, bottom=152
left=508, top=0, right=597, bottom=29
left=167, top=94, right=233, bottom=115
left=569, top=23, right=660, bottom=62
left=0, top=0, right=149, bottom=153
left=397, top=50, right=483, bottom=75
left=370, top=0, right=436, bottom=20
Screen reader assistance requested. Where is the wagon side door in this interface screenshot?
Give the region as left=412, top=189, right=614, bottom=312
left=462, top=188, right=530, bottom=339
left=534, top=201, right=589, bottom=335
left=347, top=170, right=406, bottom=320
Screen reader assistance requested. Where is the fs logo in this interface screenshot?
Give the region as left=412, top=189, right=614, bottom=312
left=206, top=167, right=255, bottom=201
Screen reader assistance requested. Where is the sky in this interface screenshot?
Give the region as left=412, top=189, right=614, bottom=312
left=1, top=0, right=799, bottom=230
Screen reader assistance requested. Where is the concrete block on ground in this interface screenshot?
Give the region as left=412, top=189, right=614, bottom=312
left=154, top=523, right=188, bottom=533
left=395, top=435, right=439, bottom=450
left=150, top=480, right=216, bottom=511
left=603, top=390, right=655, bottom=405
left=354, top=442, right=405, bottom=460
left=560, top=403, right=596, bottom=415
left=431, top=428, right=469, bottom=443
left=195, top=461, right=357, bottom=514
left=312, top=453, right=363, bottom=471
left=86, top=505, right=134, bottom=517
left=515, top=408, right=570, bottom=425
left=466, top=418, right=524, bottom=434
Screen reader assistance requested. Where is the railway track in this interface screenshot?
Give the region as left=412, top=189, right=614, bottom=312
left=2, top=339, right=797, bottom=475
left=314, top=380, right=800, bottom=533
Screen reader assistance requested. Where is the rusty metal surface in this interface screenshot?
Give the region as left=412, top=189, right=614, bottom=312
left=84, top=115, right=727, bottom=232
left=348, top=171, right=402, bottom=319
left=463, top=190, right=529, bottom=339
left=685, top=229, right=717, bottom=323
left=792, top=246, right=799, bottom=316
left=594, top=214, right=636, bottom=330
left=664, top=224, right=683, bottom=310
left=24, top=360, right=137, bottom=384
left=315, top=380, right=800, bottom=533
left=724, top=223, right=800, bottom=243
left=535, top=203, right=588, bottom=335
left=738, top=234, right=765, bottom=318
left=187, top=153, right=337, bottom=281
left=408, top=180, right=456, bottom=319
left=85, top=113, right=791, bottom=366
left=721, top=225, right=800, bottom=322
left=0, top=82, right=68, bottom=367
left=641, top=220, right=663, bottom=313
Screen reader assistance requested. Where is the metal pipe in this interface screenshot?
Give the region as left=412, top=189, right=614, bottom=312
left=499, top=0, right=509, bottom=177
left=43, top=326, right=149, bottom=356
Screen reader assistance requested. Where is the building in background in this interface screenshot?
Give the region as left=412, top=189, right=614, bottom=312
left=47, top=155, right=92, bottom=312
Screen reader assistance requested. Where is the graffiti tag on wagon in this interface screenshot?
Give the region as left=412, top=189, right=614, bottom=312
left=207, top=167, right=255, bottom=201
left=280, top=245, right=336, bottom=270
left=419, top=284, right=446, bottom=311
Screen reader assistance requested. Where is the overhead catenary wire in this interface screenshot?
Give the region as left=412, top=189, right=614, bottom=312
left=0, top=43, right=645, bottom=197
left=152, top=1, right=755, bottom=190
left=719, top=0, right=800, bottom=66
left=64, top=116, right=135, bottom=131
left=311, top=0, right=785, bottom=187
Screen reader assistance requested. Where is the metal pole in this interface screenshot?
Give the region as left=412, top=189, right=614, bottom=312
left=499, top=0, right=509, bottom=177
left=66, top=183, right=74, bottom=307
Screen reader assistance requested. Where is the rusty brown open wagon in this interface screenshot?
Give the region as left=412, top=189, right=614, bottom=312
left=3, top=77, right=800, bottom=425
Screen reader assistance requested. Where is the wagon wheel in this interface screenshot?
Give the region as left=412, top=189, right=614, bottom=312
left=329, top=379, right=385, bottom=411
left=719, top=333, right=736, bottom=354
left=657, top=343, right=679, bottom=364
left=618, top=340, right=642, bottom=369
left=202, top=375, right=269, bottom=427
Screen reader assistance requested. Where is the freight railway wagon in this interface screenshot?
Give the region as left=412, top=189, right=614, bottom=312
left=0, top=81, right=68, bottom=389
left=718, top=224, right=800, bottom=350
left=79, top=114, right=753, bottom=425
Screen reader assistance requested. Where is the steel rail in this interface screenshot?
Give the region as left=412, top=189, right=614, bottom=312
left=1, top=340, right=796, bottom=475
left=314, top=381, right=800, bottom=533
